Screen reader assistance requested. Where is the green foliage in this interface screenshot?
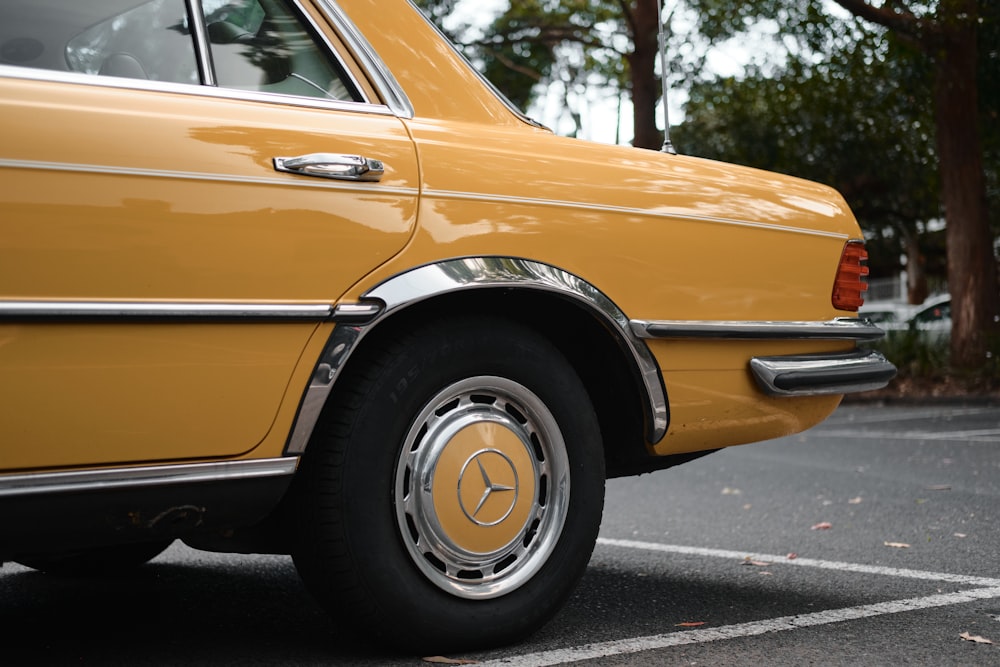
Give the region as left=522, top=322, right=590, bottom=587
left=675, top=0, right=998, bottom=296
left=414, top=0, right=705, bottom=138
left=872, top=330, right=950, bottom=378
left=870, top=329, right=1000, bottom=388
left=674, top=24, right=940, bottom=229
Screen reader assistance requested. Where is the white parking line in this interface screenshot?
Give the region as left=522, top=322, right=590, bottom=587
left=822, top=406, right=995, bottom=426
left=472, top=539, right=1000, bottom=667
left=812, top=428, right=1000, bottom=442
left=599, top=539, right=1000, bottom=587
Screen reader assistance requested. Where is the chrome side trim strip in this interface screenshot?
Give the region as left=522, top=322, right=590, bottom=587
left=316, top=0, right=415, bottom=119
left=0, top=301, right=332, bottom=321
left=286, top=257, right=669, bottom=453
left=425, top=189, right=848, bottom=240
left=0, top=458, right=298, bottom=499
left=750, top=350, right=897, bottom=397
left=630, top=318, right=886, bottom=341
left=0, top=64, right=394, bottom=116
left=0, top=158, right=419, bottom=197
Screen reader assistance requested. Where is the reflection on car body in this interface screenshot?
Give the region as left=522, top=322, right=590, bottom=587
left=0, top=0, right=895, bottom=653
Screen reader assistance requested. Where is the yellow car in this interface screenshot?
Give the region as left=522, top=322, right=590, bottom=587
left=0, top=0, right=895, bottom=652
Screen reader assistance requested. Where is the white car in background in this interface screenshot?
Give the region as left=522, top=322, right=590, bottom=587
left=861, top=294, right=951, bottom=341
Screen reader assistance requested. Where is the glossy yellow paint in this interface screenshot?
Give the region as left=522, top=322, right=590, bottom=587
left=1, top=77, right=418, bottom=300
left=431, top=423, right=537, bottom=554
left=334, top=0, right=862, bottom=322
left=0, top=70, right=419, bottom=470
left=0, top=0, right=872, bottom=476
left=0, top=322, right=316, bottom=470
left=331, top=0, right=867, bottom=456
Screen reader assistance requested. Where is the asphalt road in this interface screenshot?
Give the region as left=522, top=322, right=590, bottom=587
left=3, top=402, right=999, bottom=666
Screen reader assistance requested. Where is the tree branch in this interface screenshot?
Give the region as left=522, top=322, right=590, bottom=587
left=831, top=0, right=942, bottom=49
left=615, top=0, right=637, bottom=35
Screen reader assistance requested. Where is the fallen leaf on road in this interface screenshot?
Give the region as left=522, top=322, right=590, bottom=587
left=959, top=632, right=994, bottom=644
left=787, top=553, right=798, bottom=560
left=675, top=622, right=706, bottom=627
left=721, top=487, right=742, bottom=495
left=743, top=557, right=771, bottom=567
left=926, top=484, right=951, bottom=491
left=848, top=496, right=863, bottom=504
left=884, top=541, right=911, bottom=549
left=811, top=522, right=833, bottom=531
left=422, top=657, right=478, bottom=664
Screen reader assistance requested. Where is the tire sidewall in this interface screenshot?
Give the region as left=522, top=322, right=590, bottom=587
left=325, top=316, right=604, bottom=648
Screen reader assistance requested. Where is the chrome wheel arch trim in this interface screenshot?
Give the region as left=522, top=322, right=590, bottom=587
left=0, top=458, right=298, bottom=499
left=285, top=257, right=670, bottom=455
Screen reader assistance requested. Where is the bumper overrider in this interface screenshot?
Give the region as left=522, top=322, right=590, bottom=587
left=629, top=317, right=897, bottom=397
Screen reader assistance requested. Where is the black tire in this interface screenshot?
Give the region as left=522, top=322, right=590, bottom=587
left=15, top=539, right=173, bottom=576
left=290, top=316, right=605, bottom=652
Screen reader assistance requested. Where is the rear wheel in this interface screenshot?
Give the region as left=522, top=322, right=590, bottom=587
left=290, top=316, right=605, bottom=652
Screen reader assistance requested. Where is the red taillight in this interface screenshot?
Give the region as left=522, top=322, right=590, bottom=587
left=832, top=241, right=869, bottom=311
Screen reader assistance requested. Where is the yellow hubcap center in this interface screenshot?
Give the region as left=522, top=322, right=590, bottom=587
left=431, top=422, right=537, bottom=554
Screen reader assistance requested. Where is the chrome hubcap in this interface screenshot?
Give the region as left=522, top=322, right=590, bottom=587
left=394, top=376, right=570, bottom=599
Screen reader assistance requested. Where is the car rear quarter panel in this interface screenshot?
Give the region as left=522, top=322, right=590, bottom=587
left=352, top=119, right=856, bottom=453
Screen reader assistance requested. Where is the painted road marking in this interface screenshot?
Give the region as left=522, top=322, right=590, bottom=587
left=811, top=428, right=1000, bottom=442
left=599, top=539, right=1000, bottom=587
left=820, top=406, right=996, bottom=426
left=472, top=539, right=1000, bottom=667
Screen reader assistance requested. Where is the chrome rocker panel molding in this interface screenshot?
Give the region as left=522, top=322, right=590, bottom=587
left=0, top=458, right=299, bottom=499
left=1, top=458, right=299, bottom=556
left=286, top=257, right=670, bottom=455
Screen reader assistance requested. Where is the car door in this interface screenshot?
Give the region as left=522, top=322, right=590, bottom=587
left=0, top=0, right=418, bottom=470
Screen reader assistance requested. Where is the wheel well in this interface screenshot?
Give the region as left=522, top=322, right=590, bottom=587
left=343, top=288, right=654, bottom=477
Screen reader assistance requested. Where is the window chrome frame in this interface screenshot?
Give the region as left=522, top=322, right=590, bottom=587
left=0, top=0, right=393, bottom=115
left=314, top=0, right=414, bottom=118
left=0, top=63, right=394, bottom=116
left=186, top=0, right=217, bottom=86
left=187, top=0, right=373, bottom=104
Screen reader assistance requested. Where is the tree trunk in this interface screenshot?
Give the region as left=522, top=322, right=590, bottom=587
left=931, top=2, right=1000, bottom=368
left=629, top=0, right=661, bottom=149
left=904, top=231, right=929, bottom=305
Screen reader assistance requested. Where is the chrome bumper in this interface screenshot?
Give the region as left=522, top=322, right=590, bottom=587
left=630, top=317, right=897, bottom=398
left=750, top=349, right=897, bottom=396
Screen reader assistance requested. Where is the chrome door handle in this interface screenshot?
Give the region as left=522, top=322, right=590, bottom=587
left=273, top=153, right=384, bottom=182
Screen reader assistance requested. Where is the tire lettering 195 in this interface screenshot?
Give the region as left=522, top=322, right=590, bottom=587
left=389, top=365, right=420, bottom=405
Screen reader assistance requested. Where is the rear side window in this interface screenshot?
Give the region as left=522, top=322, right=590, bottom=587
left=0, top=0, right=361, bottom=102
left=66, top=0, right=200, bottom=84
left=0, top=0, right=198, bottom=83
left=204, top=0, right=360, bottom=101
